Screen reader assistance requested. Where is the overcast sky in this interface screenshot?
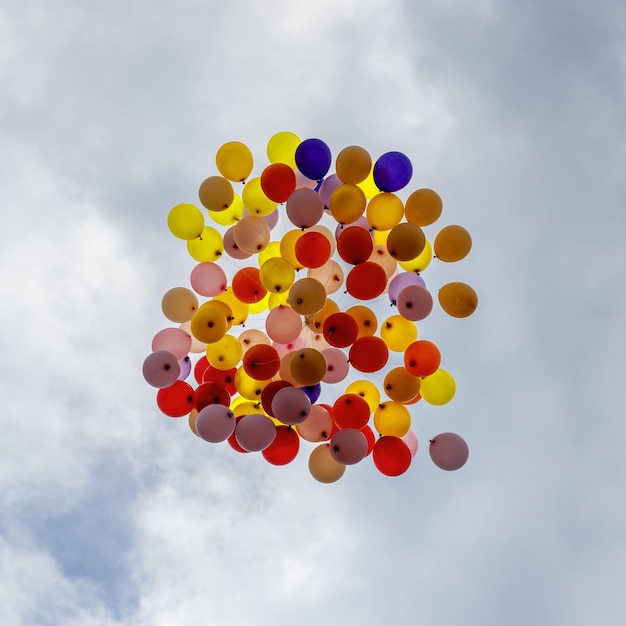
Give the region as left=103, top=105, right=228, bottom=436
left=1, top=0, right=625, bottom=624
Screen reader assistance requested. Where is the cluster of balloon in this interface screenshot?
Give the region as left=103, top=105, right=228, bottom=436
left=143, top=132, right=477, bottom=483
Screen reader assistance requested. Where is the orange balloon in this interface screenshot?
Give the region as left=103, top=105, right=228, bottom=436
left=346, top=305, right=378, bottom=338
left=404, top=188, right=443, bottom=226
left=198, top=176, right=234, bottom=213
left=231, top=267, right=267, bottom=304
left=383, top=367, right=421, bottom=403
left=434, top=225, right=472, bottom=262
left=438, top=282, right=478, bottom=317
left=386, top=222, right=426, bottom=261
left=404, top=340, right=441, bottom=377
left=335, top=145, right=372, bottom=184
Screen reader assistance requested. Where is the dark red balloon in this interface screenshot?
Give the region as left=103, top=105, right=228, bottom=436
left=156, top=380, right=195, bottom=417
left=349, top=336, right=389, bottom=373
left=336, top=226, right=373, bottom=265
left=260, top=380, right=293, bottom=417
left=345, top=262, right=387, bottom=300
left=373, top=436, right=412, bottom=476
left=260, top=163, right=297, bottom=203
left=194, top=381, right=231, bottom=411
left=333, top=393, right=371, bottom=429
left=194, top=356, right=210, bottom=384
left=262, top=425, right=300, bottom=465
left=242, top=343, right=281, bottom=380
left=322, top=312, right=359, bottom=348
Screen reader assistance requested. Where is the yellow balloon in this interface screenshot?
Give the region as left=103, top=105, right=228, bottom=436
left=268, top=291, right=291, bottom=309
left=198, top=176, right=234, bottom=213
left=208, top=193, right=244, bottom=226
left=167, top=203, right=205, bottom=240
left=288, top=277, right=327, bottom=316
left=434, top=225, right=472, bottom=262
left=380, top=315, right=418, bottom=352
left=161, top=287, right=199, bottom=323
left=234, top=367, right=272, bottom=400
left=290, top=348, right=327, bottom=386
left=259, top=257, right=296, bottom=294
left=249, top=290, right=271, bottom=314
left=231, top=398, right=264, bottom=417
left=399, top=238, right=433, bottom=273
left=346, top=305, right=377, bottom=338
left=335, top=145, right=372, bottom=185
left=373, top=402, right=411, bottom=437
left=206, top=334, right=242, bottom=370
left=205, top=299, right=234, bottom=330
left=420, top=369, right=456, bottom=405
left=329, top=184, right=366, bottom=224
left=366, top=192, right=404, bottom=231
left=386, top=223, right=426, bottom=261
left=279, top=229, right=305, bottom=270
left=186, top=226, right=224, bottom=262
left=190, top=302, right=228, bottom=344
left=373, top=229, right=389, bottom=246
left=216, top=141, right=254, bottom=182
left=404, top=188, right=443, bottom=226
left=213, top=288, right=249, bottom=326
left=267, top=131, right=301, bottom=169
left=345, top=380, right=380, bottom=413
left=257, top=241, right=282, bottom=266
left=383, top=367, right=421, bottom=403
left=357, top=167, right=379, bottom=199
left=438, top=282, right=478, bottom=318
left=241, top=177, right=278, bottom=216
left=309, top=443, right=346, bottom=483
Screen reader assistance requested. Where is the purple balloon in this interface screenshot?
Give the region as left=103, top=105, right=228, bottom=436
left=196, top=404, right=236, bottom=443
left=318, top=174, right=342, bottom=208
left=142, top=350, right=181, bottom=388
left=178, top=356, right=192, bottom=380
left=388, top=272, right=426, bottom=305
left=373, top=151, right=413, bottom=192
left=295, top=138, right=332, bottom=181
left=235, top=413, right=277, bottom=452
left=397, top=284, right=433, bottom=321
left=301, top=384, right=321, bottom=404
left=271, top=386, right=311, bottom=425
left=329, top=428, right=368, bottom=465
left=429, top=432, right=469, bottom=470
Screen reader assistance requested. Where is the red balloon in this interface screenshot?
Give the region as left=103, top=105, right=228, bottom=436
left=156, top=380, right=195, bottom=417
left=345, top=262, right=387, bottom=300
left=349, top=336, right=389, bottom=372
left=295, top=231, right=332, bottom=269
left=336, top=226, right=373, bottom=265
left=262, top=425, right=300, bottom=465
left=232, top=267, right=267, bottom=304
left=193, top=355, right=210, bottom=384
left=361, top=424, right=376, bottom=456
left=242, top=343, right=281, bottom=380
left=202, top=365, right=237, bottom=395
left=194, top=381, right=231, bottom=411
left=260, top=163, right=297, bottom=203
left=373, top=436, right=412, bottom=476
left=227, top=416, right=249, bottom=453
left=333, top=393, right=371, bottom=429
left=322, top=312, right=359, bottom=348
left=260, top=380, right=293, bottom=417
left=404, top=340, right=441, bottom=377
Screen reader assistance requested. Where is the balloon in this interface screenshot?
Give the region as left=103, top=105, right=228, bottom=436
left=187, top=226, right=224, bottom=262
left=329, top=428, right=368, bottom=465
left=215, top=141, right=253, bottom=182
left=222, top=225, right=252, bottom=260
left=366, top=193, right=404, bottom=231
left=345, top=262, right=387, bottom=300
left=260, top=163, right=296, bottom=202
left=346, top=305, right=378, bottom=338
left=380, top=315, right=418, bottom=352
left=420, top=369, right=456, bottom=405
left=329, top=184, right=367, bottom=224
left=202, top=365, right=237, bottom=395
left=198, top=176, right=234, bottom=212
left=297, top=404, right=334, bottom=442
left=399, top=238, right=433, bottom=273
left=143, top=351, right=181, bottom=388
left=267, top=131, right=301, bottom=168
left=190, top=263, right=227, bottom=297
left=373, top=151, right=412, bottom=192
left=373, top=436, right=412, bottom=476
left=333, top=394, right=371, bottom=430
left=231, top=267, right=266, bottom=304
left=336, top=226, right=373, bottom=265
left=295, top=231, right=332, bottom=268
left=295, top=138, right=332, bottom=180
left=242, top=343, right=281, bottom=381
left=322, top=312, right=359, bottom=348
left=348, top=336, right=389, bottom=373
left=345, top=380, right=380, bottom=413
left=279, top=229, right=305, bottom=270
left=233, top=216, right=271, bottom=254
left=271, top=386, right=311, bottom=425
left=262, top=426, right=300, bottom=465
left=434, top=225, right=472, bottom=262
left=156, top=380, right=195, bottom=418
left=168, top=203, right=204, bottom=240
left=429, top=432, right=469, bottom=470
left=259, top=257, right=296, bottom=295
left=402, top=430, right=419, bottom=457
left=194, top=381, right=231, bottom=411
left=335, top=145, right=372, bottom=185
left=178, top=356, right=192, bottom=380
left=190, top=302, right=228, bottom=344
left=404, top=340, right=441, bottom=377
left=189, top=409, right=200, bottom=437
left=309, top=443, right=346, bottom=483
left=288, top=278, right=327, bottom=316
left=235, top=413, right=277, bottom=452
left=260, top=380, right=293, bottom=417
left=209, top=193, right=244, bottom=226
left=162, top=287, right=198, bottom=323
left=241, top=177, right=278, bottom=216
left=206, top=334, right=243, bottom=370
left=383, top=367, right=421, bottom=403
left=265, top=305, right=302, bottom=344
left=213, top=289, right=249, bottom=325
left=386, top=223, right=426, bottom=261
left=318, top=173, right=342, bottom=207
left=300, top=383, right=322, bottom=404
left=289, top=348, right=327, bottom=386
left=396, top=285, right=433, bottom=321
left=368, top=244, right=397, bottom=278
left=308, top=260, right=344, bottom=294
left=438, top=282, right=478, bottom=318
left=235, top=367, right=272, bottom=400
left=286, top=188, right=325, bottom=228
left=321, top=347, right=350, bottom=383
left=195, top=404, right=236, bottom=443
left=373, top=402, right=411, bottom=437
left=238, top=329, right=271, bottom=353
left=388, top=273, right=426, bottom=305
left=152, top=327, right=192, bottom=361
left=404, top=188, right=443, bottom=226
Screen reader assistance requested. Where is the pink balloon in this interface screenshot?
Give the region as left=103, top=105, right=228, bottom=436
left=429, top=433, right=469, bottom=470
left=151, top=328, right=192, bottom=360
left=244, top=208, right=279, bottom=231
left=271, top=387, right=311, bottom=425
left=142, top=351, right=181, bottom=388
left=195, top=404, right=236, bottom=443
left=318, top=173, right=341, bottom=207
left=321, top=347, right=350, bottom=384
left=296, top=404, right=334, bottom=442
left=286, top=188, right=325, bottom=228
left=266, top=305, right=303, bottom=344
left=272, top=335, right=306, bottom=357
left=334, top=216, right=372, bottom=239
left=223, top=225, right=252, bottom=260
left=396, top=285, right=433, bottom=321
left=295, top=170, right=318, bottom=190
left=235, top=413, right=277, bottom=452
left=401, top=430, right=419, bottom=458
left=190, top=262, right=227, bottom=297
left=329, top=428, right=368, bottom=465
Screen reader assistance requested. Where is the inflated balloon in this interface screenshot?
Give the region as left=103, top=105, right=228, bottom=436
left=373, top=151, right=413, bottom=192
left=429, top=432, right=469, bottom=470
left=168, top=203, right=205, bottom=240
left=438, top=282, right=478, bottom=318
left=147, top=133, right=478, bottom=480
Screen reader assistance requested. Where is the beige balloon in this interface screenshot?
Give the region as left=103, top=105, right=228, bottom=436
left=309, top=444, right=346, bottom=483
left=162, top=287, right=199, bottom=323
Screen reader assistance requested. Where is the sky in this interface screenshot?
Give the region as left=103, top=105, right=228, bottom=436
left=1, top=0, right=625, bottom=624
